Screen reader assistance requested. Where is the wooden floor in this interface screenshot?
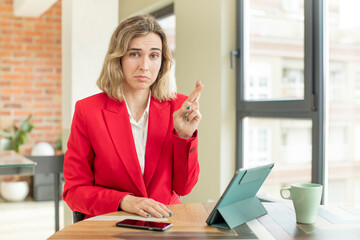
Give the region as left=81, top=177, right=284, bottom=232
left=0, top=199, right=64, bottom=240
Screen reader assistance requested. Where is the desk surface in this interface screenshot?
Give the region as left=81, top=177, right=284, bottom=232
left=48, top=202, right=360, bottom=240
left=0, top=150, right=36, bottom=176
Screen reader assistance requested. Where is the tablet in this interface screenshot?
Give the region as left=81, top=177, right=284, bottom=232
left=206, top=163, right=274, bottom=229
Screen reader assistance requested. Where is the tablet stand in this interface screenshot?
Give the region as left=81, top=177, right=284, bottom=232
left=209, top=196, right=267, bottom=229
left=206, top=163, right=274, bottom=229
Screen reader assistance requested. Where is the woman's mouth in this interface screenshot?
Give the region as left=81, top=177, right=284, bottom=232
left=136, top=75, right=150, bottom=82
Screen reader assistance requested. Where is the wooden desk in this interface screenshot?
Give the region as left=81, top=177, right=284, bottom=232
left=0, top=150, right=36, bottom=176
left=48, top=202, right=360, bottom=239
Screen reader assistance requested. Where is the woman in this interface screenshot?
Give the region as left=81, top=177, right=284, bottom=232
left=63, top=15, right=203, bottom=219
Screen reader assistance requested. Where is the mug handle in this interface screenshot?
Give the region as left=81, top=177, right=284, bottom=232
left=280, top=186, right=292, bottom=200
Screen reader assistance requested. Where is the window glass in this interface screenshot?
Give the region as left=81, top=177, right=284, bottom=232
left=327, top=0, right=360, bottom=208
left=243, top=117, right=312, bottom=199
left=157, top=15, right=176, bottom=56
left=246, top=0, right=304, bottom=100
left=157, top=14, right=176, bottom=92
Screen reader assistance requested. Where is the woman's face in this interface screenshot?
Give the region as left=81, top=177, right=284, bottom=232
left=121, top=32, right=162, bottom=95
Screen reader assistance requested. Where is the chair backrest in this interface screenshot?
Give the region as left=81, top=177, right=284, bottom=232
left=73, top=211, right=86, bottom=223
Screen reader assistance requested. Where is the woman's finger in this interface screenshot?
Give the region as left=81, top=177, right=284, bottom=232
left=187, top=80, right=203, bottom=103
left=188, top=109, right=201, bottom=122
left=153, top=204, right=171, bottom=218
left=142, top=205, right=158, bottom=218
left=161, top=204, right=173, bottom=216
left=143, top=205, right=164, bottom=218
left=178, top=83, right=202, bottom=115
left=192, top=100, right=199, bottom=110
left=137, top=199, right=169, bottom=218
left=182, top=101, right=199, bottom=117
left=136, top=208, right=151, bottom=218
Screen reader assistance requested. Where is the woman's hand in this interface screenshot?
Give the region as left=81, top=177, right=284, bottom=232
left=173, top=80, right=204, bottom=139
left=120, top=195, right=172, bottom=218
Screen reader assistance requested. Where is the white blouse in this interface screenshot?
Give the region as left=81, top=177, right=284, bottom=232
left=124, top=94, right=151, bottom=175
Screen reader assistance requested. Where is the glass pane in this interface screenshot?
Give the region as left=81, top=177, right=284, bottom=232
left=243, top=117, right=312, bottom=200
left=157, top=15, right=176, bottom=56
left=157, top=15, right=177, bottom=92
left=327, top=0, right=360, bottom=208
left=246, top=0, right=304, bottom=100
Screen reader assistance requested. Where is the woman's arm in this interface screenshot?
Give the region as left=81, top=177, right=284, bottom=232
left=62, top=101, right=129, bottom=217
left=171, top=81, right=203, bottom=196
left=171, top=130, right=200, bottom=195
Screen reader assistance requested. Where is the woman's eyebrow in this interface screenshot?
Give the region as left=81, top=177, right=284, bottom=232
left=151, top=48, right=161, bottom=51
left=128, top=47, right=161, bottom=51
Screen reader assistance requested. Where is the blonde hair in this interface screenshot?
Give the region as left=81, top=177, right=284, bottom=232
left=97, top=15, right=174, bottom=101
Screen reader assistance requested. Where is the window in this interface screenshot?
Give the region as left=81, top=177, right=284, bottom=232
left=282, top=67, right=304, bottom=97
left=327, top=0, right=360, bottom=208
left=329, top=62, right=346, bottom=103
left=237, top=0, right=359, bottom=208
left=246, top=0, right=305, bottom=101
left=244, top=117, right=312, bottom=199
left=355, top=71, right=360, bottom=104
left=236, top=0, right=324, bottom=203
left=246, top=62, right=271, bottom=99
left=151, top=4, right=176, bottom=92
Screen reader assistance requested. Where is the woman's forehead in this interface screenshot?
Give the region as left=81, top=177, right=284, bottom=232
left=128, top=32, right=162, bottom=50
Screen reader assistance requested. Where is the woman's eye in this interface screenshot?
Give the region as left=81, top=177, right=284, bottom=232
left=150, top=53, right=160, bottom=59
left=129, top=52, right=140, bottom=57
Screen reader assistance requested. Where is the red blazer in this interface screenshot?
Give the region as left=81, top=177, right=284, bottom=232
left=63, top=93, right=199, bottom=218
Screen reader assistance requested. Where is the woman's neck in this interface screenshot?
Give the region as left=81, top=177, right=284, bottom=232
left=124, top=90, right=150, bottom=122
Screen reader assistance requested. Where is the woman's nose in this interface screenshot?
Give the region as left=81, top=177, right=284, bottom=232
left=139, top=57, right=149, bottom=71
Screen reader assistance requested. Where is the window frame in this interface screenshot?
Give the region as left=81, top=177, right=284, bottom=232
left=150, top=3, right=174, bottom=20
left=235, top=0, right=326, bottom=200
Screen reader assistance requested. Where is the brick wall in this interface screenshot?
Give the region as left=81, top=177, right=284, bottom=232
left=0, top=0, right=62, bottom=155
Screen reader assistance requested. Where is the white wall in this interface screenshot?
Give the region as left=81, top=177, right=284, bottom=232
left=118, top=0, right=237, bottom=203
left=61, top=0, right=119, bottom=226
left=62, top=0, right=119, bottom=130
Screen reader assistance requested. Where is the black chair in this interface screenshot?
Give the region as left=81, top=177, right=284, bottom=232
left=25, top=154, right=64, bottom=232
left=73, top=211, right=86, bottom=223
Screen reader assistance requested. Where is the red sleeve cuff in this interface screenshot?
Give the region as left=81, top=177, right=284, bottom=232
left=172, top=129, right=198, bottom=140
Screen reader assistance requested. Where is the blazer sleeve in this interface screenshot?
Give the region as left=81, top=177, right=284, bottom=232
left=171, top=129, right=200, bottom=196
left=62, top=101, right=132, bottom=217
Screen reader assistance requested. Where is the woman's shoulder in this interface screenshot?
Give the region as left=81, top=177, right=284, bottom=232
left=77, top=92, right=108, bottom=105
left=75, top=92, right=111, bottom=112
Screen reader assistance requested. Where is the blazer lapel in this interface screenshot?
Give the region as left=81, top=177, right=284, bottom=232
left=144, top=98, right=170, bottom=187
left=102, top=97, right=147, bottom=197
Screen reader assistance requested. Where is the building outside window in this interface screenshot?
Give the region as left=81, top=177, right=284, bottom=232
left=238, top=0, right=360, bottom=208
left=327, top=0, right=360, bottom=207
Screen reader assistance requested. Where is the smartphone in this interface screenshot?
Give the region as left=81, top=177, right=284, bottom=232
left=115, top=219, right=173, bottom=231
